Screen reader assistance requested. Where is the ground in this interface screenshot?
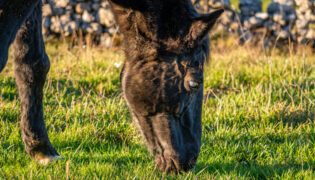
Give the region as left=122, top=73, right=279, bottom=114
left=0, top=37, right=314, bottom=179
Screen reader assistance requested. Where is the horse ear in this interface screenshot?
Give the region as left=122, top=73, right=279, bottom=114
left=189, top=9, right=224, bottom=42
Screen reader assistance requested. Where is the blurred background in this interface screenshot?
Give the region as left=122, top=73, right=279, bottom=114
left=41, top=0, right=315, bottom=49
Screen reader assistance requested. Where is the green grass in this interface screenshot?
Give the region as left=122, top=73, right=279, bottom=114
left=0, top=39, right=314, bottom=179
left=228, top=0, right=272, bottom=11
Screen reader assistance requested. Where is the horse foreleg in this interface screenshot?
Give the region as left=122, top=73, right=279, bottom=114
left=13, top=1, right=61, bottom=164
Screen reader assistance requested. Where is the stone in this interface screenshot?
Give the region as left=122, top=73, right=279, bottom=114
left=53, top=7, right=65, bottom=16
left=92, top=3, right=100, bottom=11
left=219, top=10, right=234, bottom=24
left=81, top=22, right=91, bottom=33
left=55, top=0, right=70, bottom=8
left=42, top=4, right=53, bottom=17
left=68, top=21, right=79, bottom=32
left=304, top=10, right=314, bottom=21
left=295, top=0, right=312, bottom=6
left=60, top=14, right=71, bottom=25
left=264, top=21, right=278, bottom=31
left=82, top=10, right=95, bottom=23
left=39, top=0, right=314, bottom=46
left=239, top=0, right=262, bottom=17
left=51, top=17, right=62, bottom=33
left=285, top=13, right=297, bottom=22
left=273, top=13, right=286, bottom=25
left=276, top=30, right=290, bottom=39
left=255, top=12, right=268, bottom=20
left=267, top=2, right=279, bottom=14
left=73, top=14, right=82, bottom=22
left=65, top=5, right=73, bottom=12
left=297, top=29, right=308, bottom=36
left=97, top=8, right=115, bottom=27
left=274, top=0, right=294, bottom=6
left=89, top=23, right=103, bottom=34
left=63, top=21, right=79, bottom=36
left=305, top=29, right=314, bottom=39
left=294, top=0, right=315, bottom=43
left=248, top=16, right=263, bottom=27
left=42, top=17, right=51, bottom=28
left=244, top=17, right=262, bottom=29
left=75, top=3, right=91, bottom=14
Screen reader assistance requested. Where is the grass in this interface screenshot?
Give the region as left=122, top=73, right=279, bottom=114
left=223, top=0, right=272, bottom=11
left=0, top=37, right=314, bottom=179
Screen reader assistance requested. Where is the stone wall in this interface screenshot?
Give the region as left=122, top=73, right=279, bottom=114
left=295, top=0, right=315, bottom=44
left=42, top=0, right=315, bottom=48
left=207, top=0, right=314, bottom=47
left=42, top=0, right=117, bottom=47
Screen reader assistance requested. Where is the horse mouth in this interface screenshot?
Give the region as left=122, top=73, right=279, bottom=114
left=155, top=153, right=197, bottom=173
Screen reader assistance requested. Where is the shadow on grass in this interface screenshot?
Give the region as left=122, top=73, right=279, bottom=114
left=1, top=136, right=148, bottom=164
left=69, top=150, right=150, bottom=165
left=45, top=77, right=121, bottom=98
left=194, top=161, right=313, bottom=179
left=1, top=131, right=313, bottom=179
left=278, top=109, right=314, bottom=128
left=203, top=107, right=314, bottom=131
left=0, top=76, right=121, bottom=103
left=199, top=114, right=314, bottom=179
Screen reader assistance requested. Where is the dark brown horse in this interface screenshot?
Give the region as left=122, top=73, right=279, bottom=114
left=110, top=0, right=222, bottom=173
left=0, top=0, right=222, bottom=173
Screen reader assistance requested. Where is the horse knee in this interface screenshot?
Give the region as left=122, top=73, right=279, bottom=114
left=33, top=54, right=50, bottom=75
left=15, top=54, right=50, bottom=79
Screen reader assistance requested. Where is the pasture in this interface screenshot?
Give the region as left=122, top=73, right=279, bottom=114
left=0, top=38, right=314, bottom=179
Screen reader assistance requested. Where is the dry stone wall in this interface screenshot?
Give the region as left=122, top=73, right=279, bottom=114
left=295, top=0, right=315, bottom=44
left=42, top=0, right=117, bottom=47
left=42, top=0, right=315, bottom=48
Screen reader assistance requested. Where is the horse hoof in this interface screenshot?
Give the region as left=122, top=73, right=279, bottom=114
left=36, top=154, right=63, bottom=165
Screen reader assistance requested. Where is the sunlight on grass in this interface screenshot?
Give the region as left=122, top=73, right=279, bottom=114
left=0, top=38, right=314, bottom=179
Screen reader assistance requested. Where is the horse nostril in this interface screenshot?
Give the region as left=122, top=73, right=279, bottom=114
left=188, top=81, right=199, bottom=88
